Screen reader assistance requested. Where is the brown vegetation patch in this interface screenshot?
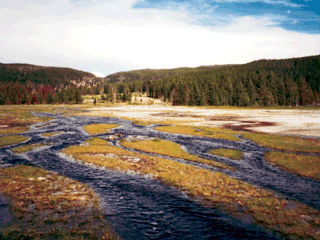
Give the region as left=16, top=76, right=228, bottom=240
left=223, top=121, right=277, bottom=133
left=0, top=165, right=118, bottom=239
left=0, top=106, right=53, bottom=135
left=205, top=116, right=241, bottom=121
left=0, top=119, right=31, bottom=128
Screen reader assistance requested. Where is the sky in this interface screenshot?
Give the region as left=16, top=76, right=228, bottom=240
left=0, top=0, right=319, bottom=77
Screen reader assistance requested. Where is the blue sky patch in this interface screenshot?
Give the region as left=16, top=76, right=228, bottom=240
left=133, top=0, right=320, bottom=34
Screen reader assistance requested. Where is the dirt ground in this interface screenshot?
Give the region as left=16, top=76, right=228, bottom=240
left=88, top=105, right=320, bottom=138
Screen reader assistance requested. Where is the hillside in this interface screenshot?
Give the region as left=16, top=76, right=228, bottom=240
left=0, top=63, right=102, bottom=89
left=105, top=64, right=235, bottom=83
left=106, top=55, right=320, bottom=107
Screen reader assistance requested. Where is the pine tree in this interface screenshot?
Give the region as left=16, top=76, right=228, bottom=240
left=313, top=90, right=319, bottom=105
left=298, top=77, right=313, bottom=105
left=75, top=89, right=83, bottom=104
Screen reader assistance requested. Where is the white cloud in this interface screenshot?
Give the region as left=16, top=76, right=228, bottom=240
left=209, top=0, right=303, bottom=8
left=92, top=71, right=105, bottom=77
left=0, top=0, right=319, bottom=75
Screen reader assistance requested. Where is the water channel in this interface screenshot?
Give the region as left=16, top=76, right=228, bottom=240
left=1, top=111, right=320, bottom=239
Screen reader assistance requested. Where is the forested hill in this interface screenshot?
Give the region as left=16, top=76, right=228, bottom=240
left=0, top=63, right=102, bottom=89
left=106, top=64, right=235, bottom=83
left=107, top=54, right=320, bottom=106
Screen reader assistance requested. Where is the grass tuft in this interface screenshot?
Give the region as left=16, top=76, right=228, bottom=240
left=0, top=165, right=119, bottom=239
left=0, top=106, right=54, bottom=135
left=120, top=138, right=233, bottom=170
left=209, top=148, right=244, bottom=160
left=0, top=135, right=28, bottom=148
left=11, top=143, right=45, bottom=153
left=242, top=132, right=320, bottom=153
left=264, top=151, right=320, bottom=180
left=83, top=124, right=119, bottom=135
left=42, top=131, right=63, bottom=137
left=154, top=125, right=240, bottom=142
left=133, top=121, right=151, bottom=126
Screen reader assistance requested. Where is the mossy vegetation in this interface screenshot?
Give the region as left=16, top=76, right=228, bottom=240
left=154, top=125, right=240, bottom=142
left=83, top=124, right=119, bottom=135
left=63, top=138, right=320, bottom=239
left=120, top=138, right=233, bottom=170
left=0, top=135, right=28, bottom=148
left=209, top=148, right=244, bottom=160
left=42, top=131, right=63, bottom=137
left=11, top=143, right=45, bottom=153
left=264, top=152, right=320, bottom=180
left=241, top=132, right=320, bottom=153
left=0, top=165, right=118, bottom=240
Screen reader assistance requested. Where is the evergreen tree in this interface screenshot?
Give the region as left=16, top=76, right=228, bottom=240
left=75, top=89, right=83, bottom=104
left=313, top=90, right=319, bottom=105
left=298, top=77, right=313, bottom=105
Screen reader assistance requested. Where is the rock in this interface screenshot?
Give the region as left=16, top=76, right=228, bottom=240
left=106, top=135, right=116, bottom=140
left=126, top=135, right=154, bottom=142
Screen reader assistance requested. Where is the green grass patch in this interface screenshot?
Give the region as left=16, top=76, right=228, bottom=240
left=11, top=143, right=45, bottom=153
left=83, top=124, right=119, bottom=135
left=0, top=135, right=28, bottom=148
left=42, top=131, right=63, bottom=137
left=241, top=132, right=320, bottom=153
left=63, top=138, right=320, bottom=239
left=209, top=148, right=244, bottom=160
left=265, top=152, right=320, bottom=180
left=0, top=165, right=118, bottom=240
left=154, top=125, right=240, bottom=142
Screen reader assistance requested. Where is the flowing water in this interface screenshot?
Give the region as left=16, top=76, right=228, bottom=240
left=1, top=111, right=320, bottom=239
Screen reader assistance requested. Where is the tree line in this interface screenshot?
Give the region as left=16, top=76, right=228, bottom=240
left=1, top=55, right=319, bottom=106
left=0, top=82, right=98, bottom=105
left=105, top=55, right=320, bottom=106
left=0, top=63, right=104, bottom=105
left=106, top=65, right=234, bottom=83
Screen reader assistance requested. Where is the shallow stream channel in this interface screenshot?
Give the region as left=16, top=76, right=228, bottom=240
left=1, top=111, right=320, bottom=239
